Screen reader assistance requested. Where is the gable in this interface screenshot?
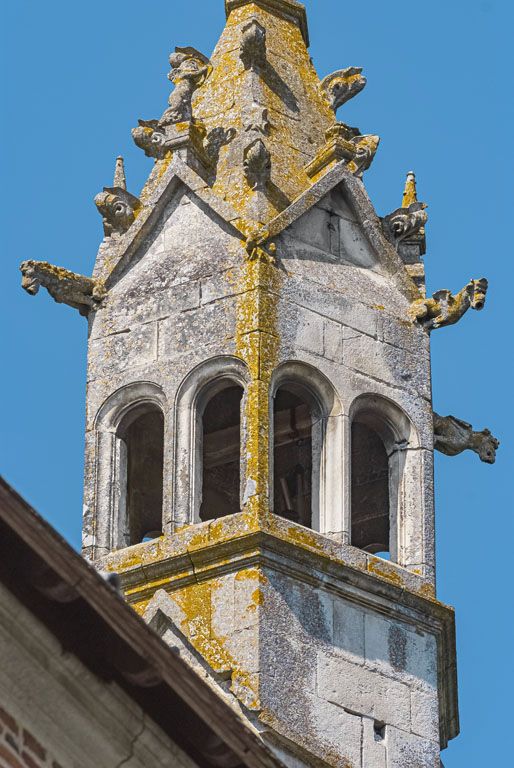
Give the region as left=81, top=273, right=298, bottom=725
left=109, top=186, right=242, bottom=301
left=281, top=187, right=380, bottom=272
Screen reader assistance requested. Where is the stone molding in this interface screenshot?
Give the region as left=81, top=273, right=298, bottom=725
left=225, top=0, right=310, bottom=46
left=98, top=512, right=458, bottom=749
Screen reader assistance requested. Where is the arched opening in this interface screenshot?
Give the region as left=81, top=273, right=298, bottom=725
left=351, top=421, right=390, bottom=555
left=118, top=405, right=164, bottom=545
left=273, top=386, right=313, bottom=528
left=200, top=383, right=244, bottom=522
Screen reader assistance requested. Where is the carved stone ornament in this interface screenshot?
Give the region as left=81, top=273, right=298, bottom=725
left=410, top=278, right=488, bottom=330
left=244, top=228, right=277, bottom=264
left=132, top=47, right=211, bottom=160
left=382, top=201, right=428, bottom=244
left=160, top=47, right=212, bottom=127
left=240, top=19, right=267, bottom=70
left=20, top=261, right=106, bottom=317
left=95, top=188, right=141, bottom=238
left=321, top=67, right=367, bottom=112
left=243, top=104, right=271, bottom=135
left=244, top=138, right=271, bottom=190
left=347, top=134, right=380, bottom=177
left=132, top=118, right=211, bottom=171
left=433, top=412, right=499, bottom=464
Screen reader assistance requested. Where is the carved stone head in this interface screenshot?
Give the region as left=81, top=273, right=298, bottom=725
left=350, top=134, right=380, bottom=177
left=20, top=261, right=40, bottom=295
left=168, top=47, right=211, bottom=88
left=477, top=429, right=500, bottom=463
left=469, top=278, right=488, bottom=310
left=132, top=122, right=167, bottom=159
left=94, top=188, right=141, bottom=237
left=321, top=67, right=367, bottom=112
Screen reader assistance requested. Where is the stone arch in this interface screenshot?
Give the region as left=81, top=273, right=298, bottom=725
left=349, top=393, right=421, bottom=566
left=173, top=356, right=250, bottom=526
left=93, top=382, right=168, bottom=554
left=270, top=361, right=344, bottom=535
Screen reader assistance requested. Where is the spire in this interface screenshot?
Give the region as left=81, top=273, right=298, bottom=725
left=113, top=156, right=127, bottom=190
left=402, top=170, right=418, bottom=208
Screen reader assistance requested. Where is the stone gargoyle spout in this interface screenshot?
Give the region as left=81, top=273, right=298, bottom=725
left=409, top=278, right=488, bottom=330
left=20, top=260, right=106, bottom=317
left=321, top=67, right=367, bottom=112
left=433, top=412, right=499, bottom=464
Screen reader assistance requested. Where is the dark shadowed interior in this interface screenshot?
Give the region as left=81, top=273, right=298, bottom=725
left=273, top=387, right=312, bottom=528
left=351, top=421, right=390, bottom=554
left=201, top=384, right=243, bottom=522
left=125, top=408, right=164, bottom=544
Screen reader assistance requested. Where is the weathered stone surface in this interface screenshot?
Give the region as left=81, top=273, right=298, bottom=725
left=15, top=1, right=472, bottom=765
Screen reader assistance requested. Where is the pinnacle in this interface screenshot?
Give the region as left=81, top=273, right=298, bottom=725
left=113, top=156, right=127, bottom=190
left=402, top=170, right=418, bottom=208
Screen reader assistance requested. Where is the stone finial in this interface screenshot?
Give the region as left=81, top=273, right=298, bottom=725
left=433, top=412, right=499, bottom=464
left=410, top=278, right=488, bottom=330
left=20, top=260, right=106, bottom=317
left=113, top=156, right=127, bottom=190
left=321, top=67, right=367, bottom=112
left=244, top=139, right=271, bottom=191
left=240, top=20, right=267, bottom=70
left=402, top=170, right=418, bottom=208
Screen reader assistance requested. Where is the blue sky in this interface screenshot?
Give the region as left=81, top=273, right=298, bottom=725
left=1, top=1, right=512, bottom=764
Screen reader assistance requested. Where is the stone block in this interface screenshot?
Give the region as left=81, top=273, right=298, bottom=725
left=158, top=298, right=237, bottom=359
left=88, top=322, right=157, bottom=380
left=317, top=655, right=411, bottom=732
left=385, top=726, right=440, bottom=768
left=411, top=689, right=440, bottom=741
left=295, top=310, right=324, bottom=356
left=364, top=614, right=438, bottom=691
left=323, top=317, right=344, bottom=362
left=332, top=599, right=365, bottom=660
left=362, top=717, right=387, bottom=768
left=343, top=334, right=431, bottom=400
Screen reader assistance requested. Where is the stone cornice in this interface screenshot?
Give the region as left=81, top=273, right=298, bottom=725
left=98, top=511, right=458, bottom=749
left=225, top=0, right=309, bottom=46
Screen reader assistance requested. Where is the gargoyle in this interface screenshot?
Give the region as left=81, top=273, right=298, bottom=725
left=410, top=278, right=488, bottom=330
left=433, top=412, right=499, bottom=464
left=132, top=47, right=211, bottom=158
left=94, top=156, right=141, bottom=237
left=382, top=201, right=428, bottom=244
left=240, top=20, right=267, bottom=70
left=321, top=67, right=367, bottom=112
left=347, top=134, right=380, bottom=177
left=20, top=261, right=106, bottom=317
left=94, top=188, right=141, bottom=237
left=159, top=47, right=211, bottom=127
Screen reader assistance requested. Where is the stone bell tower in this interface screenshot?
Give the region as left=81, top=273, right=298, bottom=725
left=21, top=1, right=499, bottom=765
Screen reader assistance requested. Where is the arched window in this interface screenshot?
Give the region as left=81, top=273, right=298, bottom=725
left=349, top=395, right=416, bottom=562
left=89, top=382, right=167, bottom=557
left=117, top=405, right=164, bottom=545
left=174, top=357, right=250, bottom=527
left=273, top=386, right=313, bottom=528
left=351, top=421, right=390, bottom=555
left=271, top=363, right=343, bottom=535
left=200, top=383, right=244, bottom=522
